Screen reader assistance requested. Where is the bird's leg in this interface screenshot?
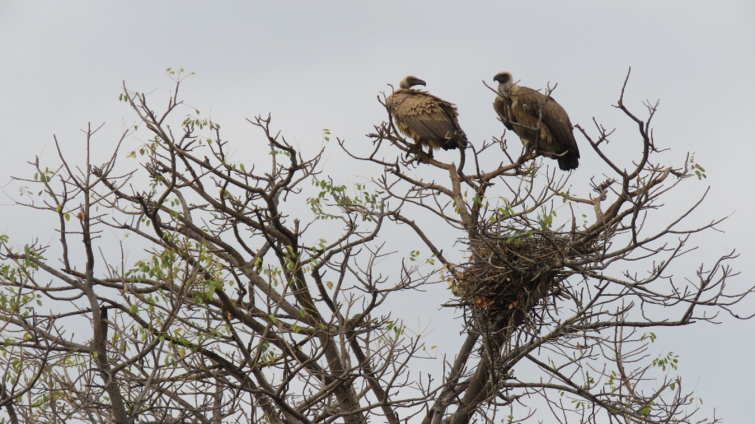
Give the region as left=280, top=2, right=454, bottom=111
left=406, top=141, right=421, bottom=156
left=402, top=143, right=426, bottom=166
left=523, top=141, right=536, bottom=160
left=410, top=142, right=433, bottom=162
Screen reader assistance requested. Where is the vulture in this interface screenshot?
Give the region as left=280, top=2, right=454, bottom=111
left=386, top=76, right=468, bottom=152
left=493, top=71, right=580, bottom=170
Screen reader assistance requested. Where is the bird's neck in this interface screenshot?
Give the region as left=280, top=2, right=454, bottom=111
left=498, top=83, right=515, bottom=97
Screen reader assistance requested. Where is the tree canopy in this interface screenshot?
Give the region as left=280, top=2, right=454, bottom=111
left=0, top=69, right=749, bottom=424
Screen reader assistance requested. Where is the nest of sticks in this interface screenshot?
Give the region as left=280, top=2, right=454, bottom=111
left=453, top=231, right=587, bottom=338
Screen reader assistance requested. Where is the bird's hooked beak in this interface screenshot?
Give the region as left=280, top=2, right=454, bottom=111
left=493, top=73, right=510, bottom=84
left=412, top=78, right=426, bottom=87
left=493, top=72, right=513, bottom=95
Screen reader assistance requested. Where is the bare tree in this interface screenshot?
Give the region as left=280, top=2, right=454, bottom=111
left=0, top=69, right=750, bottom=424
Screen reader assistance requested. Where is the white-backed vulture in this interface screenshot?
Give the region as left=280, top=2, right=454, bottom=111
left=493, top=71, right=580, bottom=170
left=386, top=76, right=467, bottom=152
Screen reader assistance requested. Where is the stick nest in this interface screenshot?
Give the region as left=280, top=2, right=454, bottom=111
left=452, top=231, right=587, bottom=335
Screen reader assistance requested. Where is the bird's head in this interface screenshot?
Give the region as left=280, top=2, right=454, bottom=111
left=399, top=75, right=426, bottom=89
left=493, top=71, right=514, bottom=95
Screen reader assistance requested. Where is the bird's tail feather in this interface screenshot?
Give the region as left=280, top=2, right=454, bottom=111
left=557, top=152, right=579, bottom=171
left=442, top=131, right=468, bottom=150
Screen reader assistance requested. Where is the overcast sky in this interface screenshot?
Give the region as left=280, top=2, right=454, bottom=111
left=1, top=1, right=754, bottom=421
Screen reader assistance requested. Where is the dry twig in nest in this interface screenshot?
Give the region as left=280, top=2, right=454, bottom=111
left=453, top=231, right=592, bottom=342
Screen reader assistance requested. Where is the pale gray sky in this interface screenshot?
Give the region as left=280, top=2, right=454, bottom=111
left=1, top=1, right=754, bottom=421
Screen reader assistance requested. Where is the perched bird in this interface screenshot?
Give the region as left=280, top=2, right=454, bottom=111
left=493, top=71, right=580, bottom=170
left=386, top=76, right=467, bottom=153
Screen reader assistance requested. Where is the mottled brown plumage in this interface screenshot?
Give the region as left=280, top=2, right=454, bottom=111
left=493, top=71, right=580, bottom=170
left=386, top=76, right=467, bottom=152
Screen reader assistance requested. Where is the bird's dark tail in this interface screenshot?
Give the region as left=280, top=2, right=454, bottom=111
left=442, top=131, right=468, bottom=150
left=557, top=151, right=580, bottom=171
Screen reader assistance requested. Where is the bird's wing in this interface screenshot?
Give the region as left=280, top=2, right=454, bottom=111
left=540, top=97, right=580, bottom=158
left=508, top=87, right=546, bottom=136
left=389, top=90, right=462, bottom=143
left=493, top=95, right=515, bottom=131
